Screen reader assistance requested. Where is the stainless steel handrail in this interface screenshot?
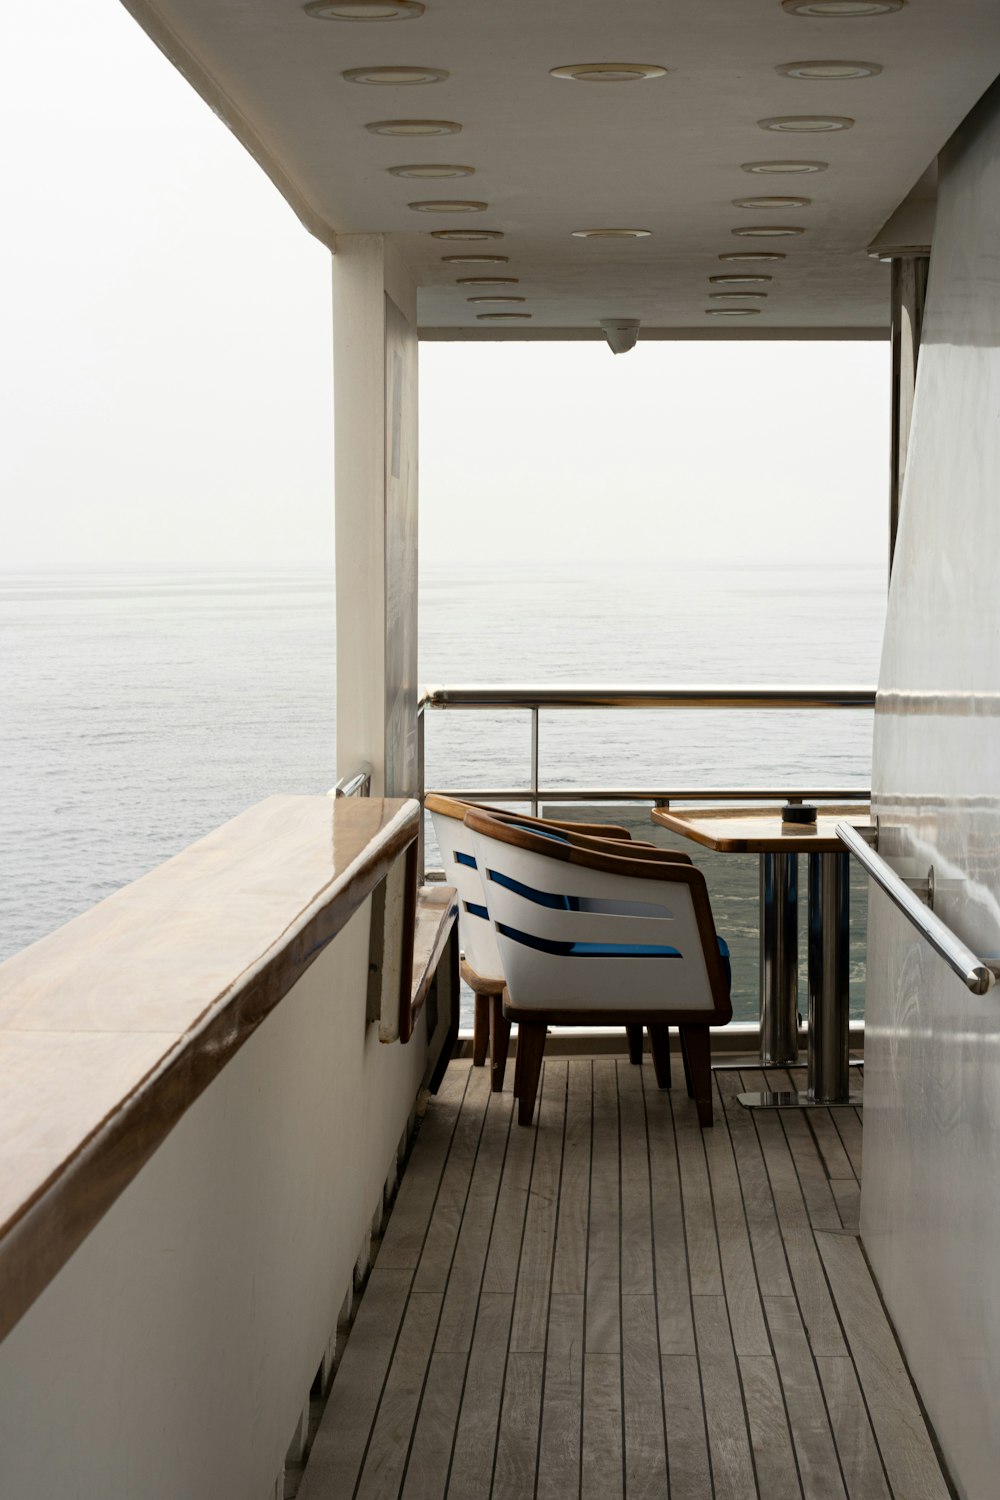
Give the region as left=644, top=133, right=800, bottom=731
left=420, top=684, right=876, bottom=710
left=329, top=764, right=373, bottom=799
left=837, top=821, right=999, bottom=996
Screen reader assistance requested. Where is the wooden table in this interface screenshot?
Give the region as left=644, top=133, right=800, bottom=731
left=650, top=803, right=869, bottom=1109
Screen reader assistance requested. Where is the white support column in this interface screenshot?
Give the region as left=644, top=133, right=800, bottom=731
left=333, top=235, right=419, bottom=797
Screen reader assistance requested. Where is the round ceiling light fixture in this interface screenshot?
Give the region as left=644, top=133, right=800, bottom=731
left=571, top=228, right=652, bottom=238
left=467, top=295, right=527, bottom=303
left=741, top=159, right=827, bottom=174
left=733, top=195, right=811, bottom=208
left=441, top=253, right=509, bottom=264
left=731, top=224, right=805, bottom=237
left=719, top=251, right=787, bottom=262
left=782, top=0, right=905, bottom=13
left=409, top=199, right=487, bottom=212
left=305, top=0, right=424, bottom=17
left=550, top=62, right=668, bottom=83
left=759, top=114, right=854, bottom=132
left=342, top=65, right=448, bottom=84
left=710, top=274, right=773, bottom=284
left=456, top=277, right=520, bottom=286
left=777, top=59, right=882, bottom=79
left=389, top=163, right=474, bottom=178
left=476, top=312, right=532, bottom=320
left=431, top=228, right=503, bottom=240
left=705, top=307, right=761, bottom=316
left=366, top=119, right=462, bottom=136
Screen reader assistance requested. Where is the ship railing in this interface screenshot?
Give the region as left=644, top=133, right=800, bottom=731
left=417, top=683, right=876, bottom=1040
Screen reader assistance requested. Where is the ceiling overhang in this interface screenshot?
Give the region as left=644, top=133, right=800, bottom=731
left=119, top=0, right=1000, bottom=338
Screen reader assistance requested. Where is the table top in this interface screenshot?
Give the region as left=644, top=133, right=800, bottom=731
left=650, top=804, right=871, bottom=854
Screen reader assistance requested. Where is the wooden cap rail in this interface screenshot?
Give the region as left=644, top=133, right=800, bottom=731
left=0, top=795, right=420, bottom=1343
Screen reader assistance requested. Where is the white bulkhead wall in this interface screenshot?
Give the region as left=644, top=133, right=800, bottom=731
left=864, top=80, right=1000, bottom=1500
left=333, top=235, right=419, bottom=797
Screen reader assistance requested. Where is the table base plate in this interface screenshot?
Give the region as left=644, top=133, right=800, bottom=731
left=737, top=1090, right=863, bottom=1111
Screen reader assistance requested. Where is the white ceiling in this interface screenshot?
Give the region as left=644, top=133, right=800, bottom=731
left=122, top=0, right=1000, bottom=336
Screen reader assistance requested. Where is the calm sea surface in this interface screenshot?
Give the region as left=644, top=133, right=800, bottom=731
left=2, top=563, right=885, bottom=1021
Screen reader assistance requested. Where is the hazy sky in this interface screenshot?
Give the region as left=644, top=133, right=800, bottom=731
left=3, top=1, right=890, bottom=572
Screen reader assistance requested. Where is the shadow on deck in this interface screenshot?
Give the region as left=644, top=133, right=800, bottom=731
left=298, top=1055, right=950, bottom=1500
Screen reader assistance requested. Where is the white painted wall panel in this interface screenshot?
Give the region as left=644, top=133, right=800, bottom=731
left=0, top=900, right=429, bottom=1500
left=864, top=79, right=1000, bottom=1500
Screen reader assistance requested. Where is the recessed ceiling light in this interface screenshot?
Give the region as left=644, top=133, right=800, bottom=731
left=431, top=229, right=503, bottom=240
left=782, top=0, right=905, bottom=13
left=759, top=115, right=854, bottom=132
left=343, top=65, right=448, bottom=85
left=305, top=0, right=424, bottom=17
left=441, top=253, right=509, bottom=264
left=366, top=119, right=462, bottom=136
left=571, top=228, right=652, bottom=239
left=705, top=308, right=761, bottom=316
left=719, top=251, right=787, bottom=262
left=456, top=277, right=520, bottom=286
left=741, top=160, right=827, bottom=174
left=709, top=290, right=768, bottom=299
left=731, top=225, right=805, bottom=237
left=389, top=163, right=474, bottom=178
left=777, top=60, right=882, bottom=80
left=467, top=295, right=527, bottom=303
left=476, top=312, right=532, bottom=320
left=409, top=199, right=488, bottom=212
left=710, top=274, right=773, bottom=284
left=550, top=63, right=668, bottom=83
left=733, top=195, right=811, bottom=209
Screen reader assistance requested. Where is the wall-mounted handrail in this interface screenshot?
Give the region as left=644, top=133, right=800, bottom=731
left=330, top=764, right=373, bottom=799
left=836, top=821, right=999, bottom=996
left=420, top=684, right=876, bottom=711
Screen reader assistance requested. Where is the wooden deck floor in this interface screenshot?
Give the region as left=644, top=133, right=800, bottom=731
left=299, top=1056, right=951, bottom=1500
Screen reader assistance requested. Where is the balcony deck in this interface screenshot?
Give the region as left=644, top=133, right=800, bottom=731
left=299, top=1055, right=950, bottom=1500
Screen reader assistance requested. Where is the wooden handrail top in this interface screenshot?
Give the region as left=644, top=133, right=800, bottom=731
left=0, top=795, right=419, bottom=1344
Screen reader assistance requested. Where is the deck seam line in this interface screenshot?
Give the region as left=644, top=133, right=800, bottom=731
left=394, top=1072, right=503, bottom=1500
left=487, top=1059, right=543, bottom=1500
left=669, top=1083, right=717, bottom=1500
left=579, top=1059, right=594, bottom=1500
left=698, top=1074, right=763, bottom=1500
left=438, top=1080, right=516, bottom=1499
left=348, top=1064, right=472, bottom=1500
left=616, top=1060, right=627, bottom=1499
left=639, top=1063, right=671, bottom=1497
left=717, top=1069, right=808, bottom=1499
left=531, top=1058, right=570, bottom=1500
left=768, top=1069, right=857, bottom=1500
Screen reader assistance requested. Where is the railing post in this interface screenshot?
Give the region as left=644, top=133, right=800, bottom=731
left=529, top=706, right=540, bottom=819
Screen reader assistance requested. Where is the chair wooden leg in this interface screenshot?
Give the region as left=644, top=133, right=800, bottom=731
left=626, top=1023, right=644, bottom=1065
left=490, top=993, right=511, bottom=1093
left=472, top=994, right=489, bottom=1067
left=516, top=1023, right=547, bottom=1126
left=679, top=1027, right=694, bottom=1098
left=648, top=1025, right=672, bottom=1089
left=680, top=1025, right=713, bottom=1127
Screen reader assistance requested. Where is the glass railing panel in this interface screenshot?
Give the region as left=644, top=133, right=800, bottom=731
left=539, top=708, right=874, bottom=793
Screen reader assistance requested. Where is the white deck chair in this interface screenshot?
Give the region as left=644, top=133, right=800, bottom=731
left=425, top=795, right=633, bottom=1088
left=465, top=808, right=733, bottom=1127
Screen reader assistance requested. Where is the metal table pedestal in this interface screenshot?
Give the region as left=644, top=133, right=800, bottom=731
left=739, top=850, right=862, bottom=1110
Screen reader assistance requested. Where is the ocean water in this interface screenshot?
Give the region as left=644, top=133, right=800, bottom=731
left=2, top=562, right=885, bottom=1022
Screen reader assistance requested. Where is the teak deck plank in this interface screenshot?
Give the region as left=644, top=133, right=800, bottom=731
left=304, top=1054, right=953, bottom=1500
